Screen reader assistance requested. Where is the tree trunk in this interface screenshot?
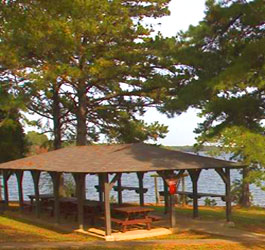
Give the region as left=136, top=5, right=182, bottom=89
left=52, top=84, right=65, bottom=197
left=0, top=173, right=2, bottom=201
left=76, top=81, right=87, bottom=146
left=52, top=85, right=62, bottom=150
left=241, top=167, right=251, bottom=207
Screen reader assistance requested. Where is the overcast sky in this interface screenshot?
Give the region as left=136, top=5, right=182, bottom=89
left=144, top=0, right=206, bottom=146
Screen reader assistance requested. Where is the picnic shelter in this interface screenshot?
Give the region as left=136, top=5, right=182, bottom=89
left=0, top=143, right=244, bottom=239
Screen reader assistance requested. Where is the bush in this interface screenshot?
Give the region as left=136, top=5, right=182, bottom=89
left=231, top=179, right=252, bottom=206
left=204, top=198, right=217, bottom=207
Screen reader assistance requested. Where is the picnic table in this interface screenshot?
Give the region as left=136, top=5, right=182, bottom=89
left=28, top=194, right=54, bottom=205
left=111, top=206, right=153, bottom=232
left=53, top=198, right=103, bottom=223
left=159, top=191, right=226, bottom=202
left=176, top=191, right=226, bottom=201
left=26, top=194, right=54, bottom=213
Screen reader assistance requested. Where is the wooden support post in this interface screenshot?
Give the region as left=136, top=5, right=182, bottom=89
left=3, top=170, right=12, bottom=209
left=73, top=173, right=86, bottom=230
left=31, top=171, right=41, bottom=218
left=50, top=172, right=61, bottom=224
left=15, top=170, right=24, bottom=212
left=117, top=174, right=122, bottom=205
left=137, top=172, right=144, bottom=206
left=159, top=170, right=185, bottom=227
left=103, top=173, right=112, bottom=236
left=181, top=176, right=186, bottom=206
left=98, top=174, right=103, bottom=202
left=225, top=168, right=232, bottom=222
left=215, top=168, right=232, bottom=222
left=169, top=194, right=176, bottom=228
left=153, top=175, right=159, bottom=204
left=188, top=169, right=201, bottom=219
left=163, top=179, right=169, bottom=214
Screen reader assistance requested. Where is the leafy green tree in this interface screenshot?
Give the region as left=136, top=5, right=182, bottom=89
left=1, top=0, right=178, bottom=146
left=161, top=0, right=265, bottom=205
left=0, top=110, right=27, bottom=163
left=26, top=131, right=50, bottom=155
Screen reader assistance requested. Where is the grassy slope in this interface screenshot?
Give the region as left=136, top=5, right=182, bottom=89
left=170, top=206, right=265, bottom=234
left=149, top=205, right=265, bottom=234
left=0, top=215, right=94, bottom=242
left=0, top=206, right=264, bottom=249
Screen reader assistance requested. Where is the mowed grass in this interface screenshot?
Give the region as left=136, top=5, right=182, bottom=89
left=79, top=244, right=265, bottom=250
left=173, top=206, right=265, bottom=234
left=0, top=215, right=95, bottom=242
left=148, top=205, right=265, bottom=234
left=0, top=205, right=264, bottom=250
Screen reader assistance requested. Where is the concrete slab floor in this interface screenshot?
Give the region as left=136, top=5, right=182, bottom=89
left=80, top=227, right=172, bottom=241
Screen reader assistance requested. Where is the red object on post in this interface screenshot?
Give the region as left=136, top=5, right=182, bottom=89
left=168, top=179, right=176, bottom=195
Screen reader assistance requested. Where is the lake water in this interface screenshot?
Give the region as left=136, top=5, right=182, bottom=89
left=3, top=168, right=265, bottom=207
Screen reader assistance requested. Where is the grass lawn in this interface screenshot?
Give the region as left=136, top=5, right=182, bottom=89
left=0, top=215, right=95, bottom=242
left=147, top=204, right=265, bottom=234
left=168, top=205, right=265, bottom=234
left=83, top=245, right=265, bottom=250
left=0, top=205, right=264, bottom=250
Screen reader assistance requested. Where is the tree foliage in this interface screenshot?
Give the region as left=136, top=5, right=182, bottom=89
left=161, top=0, right=265, bottom=187
left=0, top=0, right=177, bottom=146
left=0, top=109, right=27, bottom=163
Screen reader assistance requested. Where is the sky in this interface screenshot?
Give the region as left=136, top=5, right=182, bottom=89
left=143, top=0, right=207, bottom=146
left=25, top=0, right=207, bottom=146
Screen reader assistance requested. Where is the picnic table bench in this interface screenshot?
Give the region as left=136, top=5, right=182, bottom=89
left=27, top=194, right=55, bottom=213
left=95, top=185, right=148, bottom=194
left=111, top=206, right=153, bottom=232
left=113, top=186, right=148, bottom=194
left=159, top=191, right=226, bottom=201
left=28, top=194, right=54, bottom=205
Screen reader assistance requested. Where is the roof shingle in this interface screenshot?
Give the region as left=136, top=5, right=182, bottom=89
left=0, top=143, right=243, bottom=173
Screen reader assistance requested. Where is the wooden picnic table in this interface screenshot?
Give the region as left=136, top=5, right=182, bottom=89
left=176, top=191, right=226, bottom=201
left=159, top=191, right=226, bottom=202
left=52, top=198, right=103, bottom=223
left=112, top=206, right=153, bottom=232
left=28, top=194, right=54, bottom=205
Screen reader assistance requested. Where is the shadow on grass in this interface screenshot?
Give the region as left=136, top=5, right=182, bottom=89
left=0, top=208, right=96, bottom=242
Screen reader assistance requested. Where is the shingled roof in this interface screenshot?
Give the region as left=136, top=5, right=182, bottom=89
left=0, top=143, right=242, bottom=173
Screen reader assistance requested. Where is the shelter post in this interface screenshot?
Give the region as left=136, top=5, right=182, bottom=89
left=117, top=174, right=122, bottom=205
left=50, top=172, right=61, bottom=224
left=188, top=169, right=201, bottom=219
left=98, top=174, right=103, bottom=202
left=15, top=170, right=24, bottom=212
left=181, top=176, right=186, bottom=206
left=103, top=173, right=111, bottom=236
left=3, top=170, right=12, bottom=209
left=163, top=179, right=169, bottom=214
left=158, top=170, right=183, bottom=228
left=225, top=168, right=232, bottom=222
left=103, top=173, right=121, bottom=236
left=169, top=193, right=176, bottom=228
left=31, top=170, right=41, bottom=218
left=137, top=172, right=144, bottom=206
left=73, top=173, right=86, bottom=230
left=215, top=168, right=232, bottom=222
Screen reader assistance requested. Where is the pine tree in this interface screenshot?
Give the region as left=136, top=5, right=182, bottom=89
left=161, top=0, right=265, bottom=204
left=1, top=0, right=176, bottom=145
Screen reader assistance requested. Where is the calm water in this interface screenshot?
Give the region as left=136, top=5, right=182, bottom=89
left=3, top=168, right=265, bottom=207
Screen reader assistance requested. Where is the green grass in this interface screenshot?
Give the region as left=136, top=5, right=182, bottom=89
left=149, top=205, right=265, bottom=234
left=76, top=243, right=265, bottom=250
left=0, top=214, right=95, bottom=242
left=0, top=204, right=265, bottom=250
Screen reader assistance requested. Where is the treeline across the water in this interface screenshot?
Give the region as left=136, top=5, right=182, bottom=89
left=163, top=145, right=218, bottom=153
